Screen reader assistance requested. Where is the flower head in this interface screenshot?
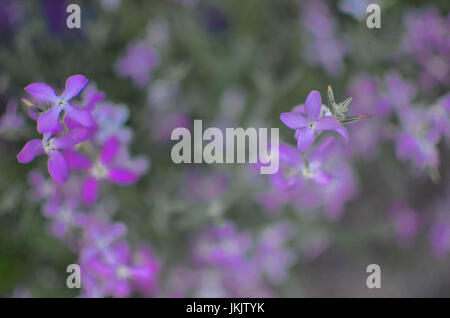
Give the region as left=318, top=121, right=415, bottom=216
left=280, top=90, right=348, bottom=152
left=24, top=75, right=94, bottom=134
left=17, top=128, right=90, bottom=183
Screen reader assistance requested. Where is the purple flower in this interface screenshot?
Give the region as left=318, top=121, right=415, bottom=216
left=17, top=128, right=90, bottom=183
left=70, top=137, right=139, bottom=205
left=255, top=222, right=296, bottom=285
left=192, top=223, right=251, bottom=268
left=42, top=196, right=89, bottom=238
left=24, top=75, right=94, bottom=134
left=280, top=90, right=348, bottom=152
left=0, top=100, right=24, bottom=134
left=389, top=201, right=420, bottom=248
left=271, top=137, right=337, bottom=191
left=115, top=41, right=158, bottom=88
left=81, top=222, right=127, bottom=264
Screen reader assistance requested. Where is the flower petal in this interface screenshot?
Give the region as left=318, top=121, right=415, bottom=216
left=63, top=149, right=92, bottom=170
left=24, top=83, right=58, bottom=103
left=309, top=137, right=337, bottom=165
left=315, top=116, right=349, bottom=144
left=315, top=116, right=341, bottom=131
left=304, top=90, right=322, bottom=120
left=47, top=151, right=68, bottom=183
left=65, top=104, right=95, bottom=128
left=313, top=170, right=333, bottom=185
left=108, top=168, right=138, bottom=185
left=52, top=128, right=90, bottom=149
left=17, top=139, right=44, bottom=163
left=82, top=177, right=99, bottom=205
left=101, top=137, right=120, bottom=165
left=296, top=127, right=315, bottom=152
left=279, top=143, right=302, bottom=167
left=62, top=75, right=89, bottom=101
left=37, top=106, right=61, bottom=134
left=280, top=112, right=308, bottom=129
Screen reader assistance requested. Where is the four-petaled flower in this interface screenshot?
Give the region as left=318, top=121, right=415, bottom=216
left=280, top=90, right=349, bottom=152
left=25, top=75, right=95, bottom=134
left=17, top=128, right=90, bottom=183
left=271, top=137, right=337, bottom=191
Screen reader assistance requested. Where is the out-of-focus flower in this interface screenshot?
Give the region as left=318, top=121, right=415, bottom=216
left=74, top=137, right=139, bottom=204
left=115, top=41, right=158, bottom=88
left=402, top=8, right=450, bottom=90
left=0, top=100, right=24, bottom=134
left=389, top=201, right=420, bottom=248
left=299, top=0, right=348, bottom=75
left=271, top=137, right=337, bottom=191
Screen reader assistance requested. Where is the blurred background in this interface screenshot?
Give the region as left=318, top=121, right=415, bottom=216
left=0, top=0, right=449, bottom=297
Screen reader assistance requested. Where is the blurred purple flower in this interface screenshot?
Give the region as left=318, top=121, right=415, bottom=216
left=115, top=41, right=158, bottom=88
left=74, top=137, right=139, bottom=205
left=389, top=201, right=420, bottom=248
left=0, top=100, right=24, bottom=133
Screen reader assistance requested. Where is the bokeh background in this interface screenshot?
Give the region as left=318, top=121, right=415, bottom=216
left=0, top=0, right=449, bottom=297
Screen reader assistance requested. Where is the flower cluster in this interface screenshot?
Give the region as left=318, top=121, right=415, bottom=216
left=17, top=75, right=158, bottom=297
left=167, top=222, right=296, bottom=297
left=259, top=88, right=363, bottom=220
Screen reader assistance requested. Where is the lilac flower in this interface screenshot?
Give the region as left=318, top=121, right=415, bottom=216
left=255, top=222, right=296, bottom=285
left=80, top=222, right=127, bottom=264
left=402, top=8, right=450, bottom=89
left=42, top=196, right=89, bottom=238
left=280, top=90, right=348, bottom=152
left=430, top=222, right=450, bottom=259
left=271, top=137, right=337, bottom=191
left=192, top=223, right=251, bottom=268
left=17, top=128, right=90, bottom=183
left=395, top=106, right=440, bottom=170
left=27, top=170, right=55, bottom=201
left=183, top=170, right=229, bottom=202
left=389, top=201, right=420, bottom=248
left=91, top=102, right=132, bottom=144
left=132, top=245, right=161, bottom=296
left=68, top=137, right=139, bottom=204
left=24, top=75, right=94, bottom=134
left=0, top=100, right=24, bottom=134
left=346, top=74, right=389, bottom=159
left=299, top=0, right=348, bottom=75
left=115, top=41, right=158, bottom=88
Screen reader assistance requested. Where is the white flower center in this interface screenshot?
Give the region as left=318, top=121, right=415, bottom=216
left=116, top=266, right=130, bottom=279
left=92, top=161, right=108, bottom=179
left=42, top=139, right=56, bottom=154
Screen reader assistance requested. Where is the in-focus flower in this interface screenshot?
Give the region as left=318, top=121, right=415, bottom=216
left=17, top=128, right=90, bottom=183
left=24, top=75, right=94, bottom=133
left=280, top=90, right=348, bottom=152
